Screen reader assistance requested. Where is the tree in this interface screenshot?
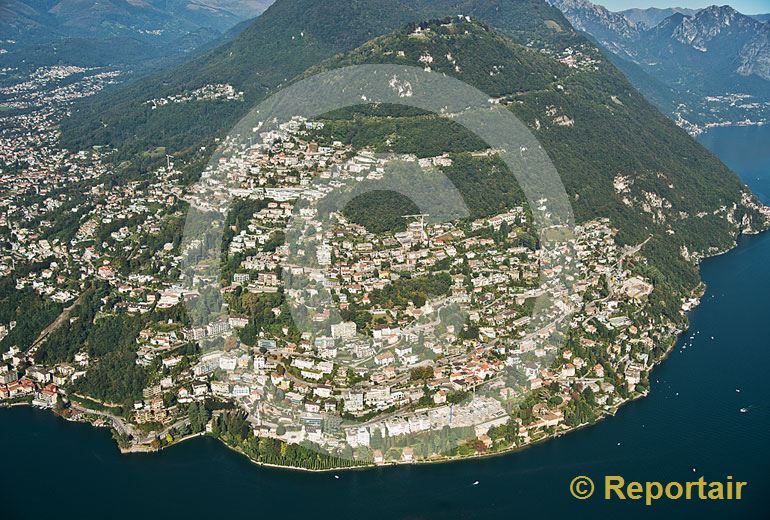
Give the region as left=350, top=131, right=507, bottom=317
left=410, top=366, right=433, bottom=381
left=188, top=401, right=210, bottom=433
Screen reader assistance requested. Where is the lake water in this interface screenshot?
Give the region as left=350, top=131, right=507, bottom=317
left=2, top=125, right=769, bottom=518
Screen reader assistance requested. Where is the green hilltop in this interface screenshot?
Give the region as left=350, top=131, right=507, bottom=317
left=59, top=0, right=574, bottom=157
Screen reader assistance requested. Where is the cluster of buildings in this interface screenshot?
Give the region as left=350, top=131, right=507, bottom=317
left=152, top=117, right=670, bottom=459
left=0, top=64, right=674, bottom=463
left=144, top=83, right=244, bottom=109
left=1, top=346, right=69, bottom=407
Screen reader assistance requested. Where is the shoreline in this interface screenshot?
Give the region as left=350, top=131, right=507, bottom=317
left=1, top=384, right=653, bottom=473
left=0, top=376, right=654, bottom=474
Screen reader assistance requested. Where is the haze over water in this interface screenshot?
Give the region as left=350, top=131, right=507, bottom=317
left=2, top=125, right=769, bottom=518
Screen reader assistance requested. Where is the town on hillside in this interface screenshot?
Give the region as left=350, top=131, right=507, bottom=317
left=1, top=58, right=687, bottom=468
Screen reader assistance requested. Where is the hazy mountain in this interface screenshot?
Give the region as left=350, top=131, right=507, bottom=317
left=639, top=7, right=768, bottom=82
left=751, top=13, right=770, bottom=23
left=619, top=7, right=698, bottom=28
left=544, top=0, right=640, bottom=57
left=738, top=19, right=770, bottom=81
left=0, top=0, right=270, bottom=70
left=549, top=1, right=770, bottom=78
left=190, top=0, right=273, bottom=20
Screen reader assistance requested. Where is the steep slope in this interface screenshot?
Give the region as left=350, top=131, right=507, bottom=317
left=0, top=0, right=254, bottom=40
left=303, top=16, right=766, bottom=317
left=642, top=7, right=768, bottom=86
left=739, top=21, right=770, bottom=81
left=59, top=0, right=575, bottom=155
left=0, top=0, right=60, bottom=44
left=549, top=1, right=770, bottom=84
left=187, top=0, right=273, bottom=20
left=546, top=0, right=640, bottom=58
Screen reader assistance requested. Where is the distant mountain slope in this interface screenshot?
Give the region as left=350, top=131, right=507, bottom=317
left=548, top=1, right=770, bottom=131
left=188, top=0, right=273, bottom=20
left=0, top=0, right=267, bottom=71
left=550, top=1, right=770, bottom=84
left=735, top=18, right=770, bottom=81
left=643, top=7, right=769, bottom=84
left=544, top=0, right=640, bottom=57
left=619, top=7, right=697, bottom=28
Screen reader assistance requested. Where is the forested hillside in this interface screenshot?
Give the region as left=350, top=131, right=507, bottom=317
left=59, top=0, right=574, bottom=156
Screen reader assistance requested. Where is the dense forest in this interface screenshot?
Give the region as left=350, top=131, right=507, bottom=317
left=0, top=279, right=62, bottom=354
left=369, top=273, right=453, bottom=309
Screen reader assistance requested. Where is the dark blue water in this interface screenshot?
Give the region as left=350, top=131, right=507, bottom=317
left=2, top=126, right=769, bottom=519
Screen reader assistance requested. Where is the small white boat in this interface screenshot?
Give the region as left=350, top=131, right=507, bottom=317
left=740, top=408, right=749, bottom=413
left=334, top=475, right=340, bottom=479
left=473, top=481, right=480, bottom=486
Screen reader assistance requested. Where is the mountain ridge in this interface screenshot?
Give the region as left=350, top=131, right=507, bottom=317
left=619, top=6, right=698, bottom=28
left=59, top=0, right=576, bottom=155
left=548, top=2, right=770, bottom=84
